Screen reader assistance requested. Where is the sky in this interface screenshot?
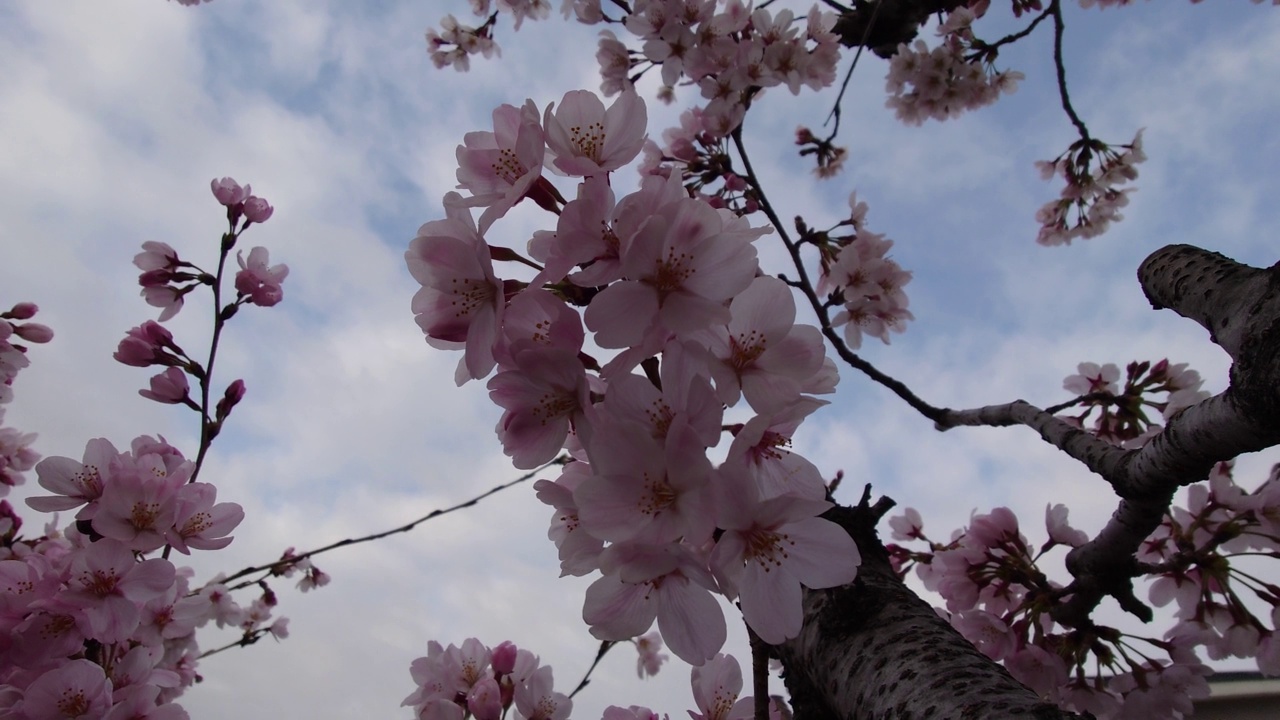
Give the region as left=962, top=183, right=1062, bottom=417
left=1, top=1, right=1279, bottom=718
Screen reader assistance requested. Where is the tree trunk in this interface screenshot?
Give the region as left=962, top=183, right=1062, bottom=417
left=775, top=502, right=1081, bottom=720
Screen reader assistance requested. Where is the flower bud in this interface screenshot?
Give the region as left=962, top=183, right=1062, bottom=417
left=242, top=196, right=274, bottom=224
left=491, top=641, right=518, bottom=675
left=5, top=302, right=38, bottom=320
left=216, top=379, right=247, bottom=421
left=14, top=323, right=54, bottom=343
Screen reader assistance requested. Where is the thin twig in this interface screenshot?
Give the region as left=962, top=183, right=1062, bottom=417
left=823, top=0, right=883, bottom=141
left=975, top=5, right=1052, bottom=55
left=730, top=125, right=950, bottom=425
left=219, top=457, right=568, bottom=589
left=568, top=640, right=616, bottom=698
left=1050, top=0, right=1091, bottom=142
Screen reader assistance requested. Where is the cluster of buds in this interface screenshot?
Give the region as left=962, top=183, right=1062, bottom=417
left=138, top=179, right=283, bottom=322
left=639, top=106, right=759, bottom=214
left=1057, top=359, right=1209, bottom=447
left=1, top=302, right=51, bottom=495
left=794, top=126, right=848, bottom=179
left=1034, top=131, right=1146, bottom=246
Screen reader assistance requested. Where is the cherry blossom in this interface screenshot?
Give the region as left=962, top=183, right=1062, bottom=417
left=582, top=542, right=727, bottom=665
left=688, top=653, right=753, bottom=720
left=583, top=196, right=762, bottom=349
left=709, top=469, right=860, bottom=644
left=543, top=89, right=647, bottom=177
left=456, top=100, right=548, bottom=233
left=234, top=246, right=289, bottom=307
left=406, top=193, right=505, bottom=385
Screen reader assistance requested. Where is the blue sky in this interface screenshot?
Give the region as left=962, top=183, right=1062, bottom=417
left=1, top=1, right=1279, bottom=718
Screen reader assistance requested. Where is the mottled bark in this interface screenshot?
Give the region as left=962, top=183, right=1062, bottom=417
left=920, top=246, right=1280, bottom=626
left=772, top=246, right=1280, bottom=717
left=775, top=501, right=1082, bottom=720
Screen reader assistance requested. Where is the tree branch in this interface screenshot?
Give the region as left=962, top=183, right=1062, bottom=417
left=776, top=499, right=1083, bottom=719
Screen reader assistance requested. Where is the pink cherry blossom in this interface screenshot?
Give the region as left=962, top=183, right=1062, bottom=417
left=529, top=176, right=622, bottom=287
left=406, top=193, right=504, bottom=385
left=1044, top=503, right=1088, bottom=547
left=165, top=482, right=244, bottom=553
left=139, top=367, right=190, bottom=405
left=582, top=543, right=727, bottom=665
left=723, top=399, right=829, bottom=501
left=1062, top=362, right=1120, bottom=395
left=534, top=463, right=604, bottom=576
left=543, top=89, right=647, bottom=177
left=92, top=457, right=184, bottom=552
left=114, top=322, right=182, bottom=369
left=20, top=659, right=114, bottom=720
left=487, top=346, right=593, bottom=469
left=689, top=654, right=753, bottom=720
left=634, top=631, right=668, bottom=678
left=241, top=195, right=274, bottom=224
left=695, top=276, right=827, bottom=414
left=584, top=197, right=761, bottom=349
left=595, top=344, right=723, bottom=448
left=888, top=507, right=924, bottom=541
left=513, top=665, right=571, bottom=720
left=456, top=100, right=547, bottom=233
left=234, top=246, right=289, bottom=307
left=27, top=438, right=119, bottom=518
left=574, top=417, right=714, bottom=545
left=210, top=177, right=249, bottom=207
left=709, top=468, right=860, bottom=644
left=60, top=539, right=177, bottom=643
left=952, top=609, right=1016, bottom=661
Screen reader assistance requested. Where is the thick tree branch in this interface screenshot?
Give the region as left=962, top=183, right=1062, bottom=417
left=776, top=499, right=1082, bottom=719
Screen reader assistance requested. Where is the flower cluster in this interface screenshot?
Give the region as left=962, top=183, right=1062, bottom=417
left=0, top=437, right=245, bottom=719
left=1057, top=358, right=1209, bottom=448
left=426, top=14, right=500, bottom=71
left=809, top=193, right=914, bottom=350
left=138, top=179, right=283, bottom=321
left=408, top=88, right=861, bottom=665
left=1, top=302, right=51, bottom=497
left=403, top=638, right=571, bottom=720
left=616, top=2, right=847, bottom=196
left=1140, top=461, right=1280, bottom=678
left=404, top=639, right=758, bottom=720
left=1, top=177, right=292, bottom=719
left=1034, top=130, right=1146, bottom=246
left=883, top=8, right=1025, bottom=126
left=888, top=504, right=1220, bottom=719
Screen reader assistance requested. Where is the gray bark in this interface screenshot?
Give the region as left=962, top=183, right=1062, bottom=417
left=772, top=245, right=1280, bottom=717
left=775, top=502, right=1080, bottom=720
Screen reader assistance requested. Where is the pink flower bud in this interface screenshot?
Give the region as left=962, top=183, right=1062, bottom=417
left=211, top=177, right=250, bottom=207
left=139, top=367, right=190, bottom=404
left=14, top=323, right=54, bottom=344
left=216, top=379, right=247, bottom=421
left=492, top=640, right=518, bottom=675
left=467, top=677, right=503, bottom=720
left=6, top=302, right=38, bottom=320
left=114, top=321, right=179, bottom=367
left=242, top=196, right=274, bottom=224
